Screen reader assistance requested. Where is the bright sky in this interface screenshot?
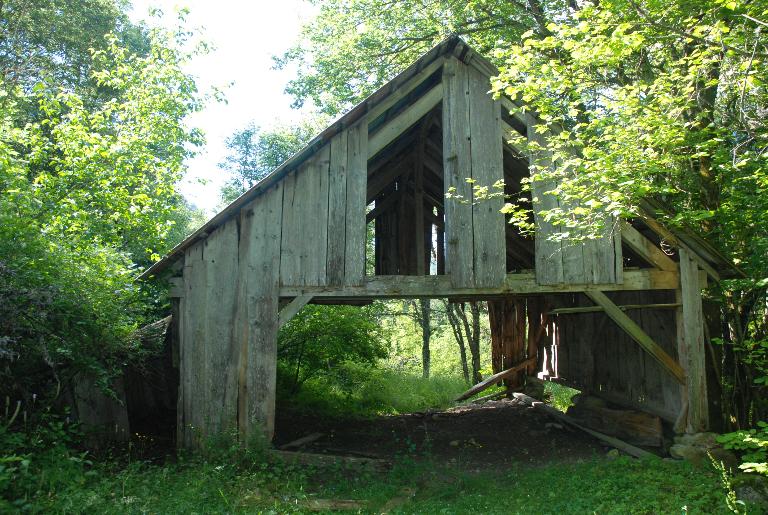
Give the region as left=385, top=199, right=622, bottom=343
left=129, top=1, right=316, bottom=215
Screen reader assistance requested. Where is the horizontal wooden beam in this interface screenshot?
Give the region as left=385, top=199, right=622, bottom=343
left=585, top=290, right=686, bottom=385
left=280, top=269, right=679, bottom=299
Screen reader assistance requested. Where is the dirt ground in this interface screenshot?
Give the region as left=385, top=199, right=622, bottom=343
left=274, top=397, right=611, bottom=469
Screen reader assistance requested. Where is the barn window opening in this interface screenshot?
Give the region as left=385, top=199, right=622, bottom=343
left=366, top=105, right=445, bottom=276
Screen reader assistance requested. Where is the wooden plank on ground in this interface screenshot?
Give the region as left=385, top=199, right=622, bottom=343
left=679, top=247, right=708, bottom=432
left=455, top=357, right=536, bottom=401
left=344, top=120, right=367, bottom=286
left=585, top=290, right=686, bottom=385
left=442, top=57, right=474, bottom=287
left=327, top=132, right=348, bottom=286
left=512, top=392, right=656, bottom=459
left=467, top=65, right=506, bottom=288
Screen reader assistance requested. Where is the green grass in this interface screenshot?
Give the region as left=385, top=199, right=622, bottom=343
left=544, top=381, right=580, bottom=412
left=280, top=363, right=469, bottom=418
left=15, top=451, right=735, bottom=514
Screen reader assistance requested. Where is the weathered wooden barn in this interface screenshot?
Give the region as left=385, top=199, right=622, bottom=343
left=142, top=36, right=733, bottom=447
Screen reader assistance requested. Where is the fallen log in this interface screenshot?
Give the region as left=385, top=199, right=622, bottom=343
left=470, top=390, right=508, bottom=404
left=301, top=499, right=367, bottom=511
left=278, top=432, right=325, bottom=450
left=455, top=358, right=535, bottom=401
left=567, top=396, right=663, bottom=447
left=511, top=392, right=657, bottom=460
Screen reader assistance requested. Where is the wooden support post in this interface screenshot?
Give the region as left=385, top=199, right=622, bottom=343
left=278, top=294, right=313, bottom=329
left=585, top=290, right=686, bottom=385
left=414, top=122, right=427, bottom=276
left=679, top=247, right=709, bottom=432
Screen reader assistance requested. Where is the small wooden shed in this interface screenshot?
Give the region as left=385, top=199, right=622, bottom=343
left=142, top=36, right=733, bottom=447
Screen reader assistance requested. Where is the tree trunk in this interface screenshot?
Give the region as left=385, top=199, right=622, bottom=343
left=419, top=298, right=431, bottom=378
left=445, top=301, right=470, bottom=383
left=456, top=302, right=482, bottom=384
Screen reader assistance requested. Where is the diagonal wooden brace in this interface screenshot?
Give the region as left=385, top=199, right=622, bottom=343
left=585, top=290, right=686, bottom=385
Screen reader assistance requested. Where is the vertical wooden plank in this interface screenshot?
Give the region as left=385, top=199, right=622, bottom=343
left=279, top=170, right=299, bottom=285
left=202, top=219, right=240, bottom=436
left=679, top=247, right=708, bottom=432
left=443, top=58, right=474, bottom=287
left=467, top=66, right=506, bottom=288
left=345, top=120, right=367, bottom=285
left=314, top=146, right=331, bottom=285
left=181, top=242, right=205, bottom=447
left=237, top=184, right=283, bottom=442
left=527, top=113, right=564, bottom=285
left=327, top=132, right=348, bottom=285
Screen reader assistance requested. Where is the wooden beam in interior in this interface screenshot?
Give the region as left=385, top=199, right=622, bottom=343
left=366, top=57, right=445, bottom=124
left=549, top=302, right=681, bottom=315
left=620, top=220, right=677, bottom=272
left=640, top=215, right=721, bottom=282
left=584, top=290, right=686, bottom=385
left=368, top=84, right=443, bottom=159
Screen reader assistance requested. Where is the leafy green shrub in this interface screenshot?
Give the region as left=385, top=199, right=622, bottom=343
left=718, top=422, right=768, bottom=476
left=0, top=411, right=91, bottom=511
left=277, top=305, right=388, bottom=393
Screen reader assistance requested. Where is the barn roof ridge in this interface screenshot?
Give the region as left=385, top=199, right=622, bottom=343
left=140, top=35, right=738, bottom=281
left=141, top=34, right=479, bottom=279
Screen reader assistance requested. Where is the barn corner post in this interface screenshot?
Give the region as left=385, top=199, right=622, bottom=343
left=677, top=247, right=709, bottom=433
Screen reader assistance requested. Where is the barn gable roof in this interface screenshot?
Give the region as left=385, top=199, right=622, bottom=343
left=141, top=35, right=738, bottom=281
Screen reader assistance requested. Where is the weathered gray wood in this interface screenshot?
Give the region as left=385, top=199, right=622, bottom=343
left=585, top=290, right=686, bottom=384
left=344, top=120, right=367, bottom=285
left=549, top=303, right=681, bottom=315
left=512, top=392, right=656, bottom=459
left=237, top=184, right=283, bottom=442
left=312, top=146, right=331, bottom=285
left=368, top=84, right=442, bottom=159
left=526, top=114, right=564, bottom=285
left=679, top=247, right=708, bottom=432
left=279, top=170, right=300, bottom=286
left=467, top=65, right=506, bottom=288
left=180, top=241, right=205, bottom=447
left=642, top=215, right=721, bottom=282
left=366, top=57, right=444, bottom=122
left=279, top=432, right=325, bottom=450
left=202, top=219, right=240, bottom=436
left=281, top=270, right=679, bottom=299
left=278, top=294, right=313, bottom=329
left=455, top=357, right=536, bottom=401
left=621, top=221, right=676, bottom=272
left=327, top=132, right=348, bottom=286
left=168, top=277, right=184, bottom=298
left=443, top=58, right=474, bottom=287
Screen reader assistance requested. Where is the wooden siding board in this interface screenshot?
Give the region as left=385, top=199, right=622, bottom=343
left=526, top=114, right=564, bottom=285
left=181, top=242, right=205, bottom=447
left=443, top=58, right=474, bottom=287
left=238, top=184, right=283, bottom=441
left=345, top=120, right=367, bottom=286
left=279, top=170, right=299, bottom=286
left=467, top=65, right=506, bottom=288
left=680, top=248, right=709, bottom=431
left=327, top=132, right=348, bottom=286
left=202, top=219, right=239, bottom=436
